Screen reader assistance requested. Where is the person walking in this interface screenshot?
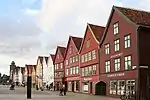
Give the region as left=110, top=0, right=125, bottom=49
left=63, top=84, right=66, bottom=96
left=59, top=85, right=63, bottom=96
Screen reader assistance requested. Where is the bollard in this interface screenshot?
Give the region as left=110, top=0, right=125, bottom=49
left=27, top=76, right=32, bottom=99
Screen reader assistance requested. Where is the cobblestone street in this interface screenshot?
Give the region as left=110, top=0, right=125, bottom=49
left=0, top=85, right=120, bottom=100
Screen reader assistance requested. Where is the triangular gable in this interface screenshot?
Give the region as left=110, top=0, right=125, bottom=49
left=54, top=46, right=66, bottom=62
left=79, top=23, right=104, bottom=53
left=64, top=36, right=82, bottom=59
left=45, top=57, right=49, bottom=66
left=100, top=6, right=138, bottom=47
left=50, top=54, right=55, bottom=64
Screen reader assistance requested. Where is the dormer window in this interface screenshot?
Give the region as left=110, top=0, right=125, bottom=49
left=114, top=22, right=119, bottom=35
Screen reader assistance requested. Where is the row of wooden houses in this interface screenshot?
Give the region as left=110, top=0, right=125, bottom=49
left=9, top=5, right=150, bottom=100
left=51, top=6, right=150, bottom=100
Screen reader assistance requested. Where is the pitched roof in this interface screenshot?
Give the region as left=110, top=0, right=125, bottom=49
left=58, top=46, right=66, bottom=57
left=44, top=57, right=49, bottom=65
left=71, top=36, right=83, bottom=50
left=88, top=24, right=105, bottom=42
left=50, top=54, right=55, bottom=63
left=115, top=6, right=150, bottom=26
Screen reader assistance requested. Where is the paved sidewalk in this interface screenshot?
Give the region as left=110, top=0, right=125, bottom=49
left=0, top=86, right=120, bottom=100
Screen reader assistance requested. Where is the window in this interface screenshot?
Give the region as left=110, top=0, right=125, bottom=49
left=56, top=64, right=59, bottom=69
left=117, top=80, right=125, bottom=95
left=85, top=53, right=88, bottom=62
left=105, top=61, right=110, bottom=73
left=69, top=47, right=72, bottom=54
left=72, top=56, right=75, bottom=63
left=88, top=66, right=92, bottom=76
left=86, top=39, right=91, bottom=48
left=126, top=80, right=135, bottom=95
left=114, top=58, right=120, bottom=71
left=105, top=44, right=110, bottom=54
left=73, top=67, right=75, bottom=74
left=55, top=64, right=57, bottom=70
left=85, top=67, right=88, bottom=76
left=75, top=56, right=78, bottom=62
left=125, top=55, right=132, bottom=70
left=66, top=69, right=69, bottom=76
left=92, top=65, right=97, bottom=75
left=114, top=39, right=120, bottom=51
left=81, top=55, right=85, bottom=63
left=66, top=60, right=68, bottom=66
left=92, top=50, right=96, bottom=59
left=124, top=35, right=131, bottom=48
left=82, top=68, right=85, bottom=76
left=114, top=22, right=119, bottom=35
left=70, top=57, right=72, bottom=64
left=88, top=52, right=92, bottom=61
left=110, top=80, right=117, bottom=95
left=60, top=63, right=63, bottom=69
left=70, top=68, right=72, bottom=75
left=76, top=66, right=79, bottom=74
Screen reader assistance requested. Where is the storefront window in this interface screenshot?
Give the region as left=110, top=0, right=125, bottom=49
left=110, top=80, right=117, bottom=95
left=117, top=80, right=125, bottom=95
left=126, top=80, right=135, bottom=95
left=109, top=79, right=136, bottom=96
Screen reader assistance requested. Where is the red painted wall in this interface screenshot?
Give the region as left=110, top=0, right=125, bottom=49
left=100, top=10, right=138, bottom=74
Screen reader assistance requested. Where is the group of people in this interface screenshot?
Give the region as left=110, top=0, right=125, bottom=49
left=59, top=84, right=66, bottom=96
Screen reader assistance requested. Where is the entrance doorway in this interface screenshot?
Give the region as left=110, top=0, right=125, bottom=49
left=72, top=81, right=74, bottom=92
left=90, top=82, right=92, bottom=94
left=95, top=81, right=106, bottom=95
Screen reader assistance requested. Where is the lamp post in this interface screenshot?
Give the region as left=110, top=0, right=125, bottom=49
left=27, top=65, right=32, bottom=99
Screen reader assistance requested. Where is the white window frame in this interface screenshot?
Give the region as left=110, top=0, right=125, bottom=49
left=114, top=22, right=119, bottom=35
left=105, top=44, right=110, bottom=54
left=66, top=60, right=68, bottom=66
left=105, top=61, right=110, bottom=73
left=70, top=68, right=72, bottom=75
left=125, top=55, right=132, bottom=70
left=92, top=50, right=96, bottom=60
left=66, top=69, right=69, bottom=76
left=75, top=56, right=78, bottom=62
left=81, top=55, right=85, bottom=63
left=72, top=56, right=75, bottom=63
left=114, top=58, right=120, bottom=71
left=73, top=67, right=75, bottom=74
left=85, top=53, right=88, bottom=62
left=76, top=66, right=79, bottom=74
left=82, top=68, right=85, bottom=76
left=88, top=52, right=92, bottom=61
left=70, top=57, right=72, bottom=64
left=124, top=35, right=131, bottom=48
left=114, top=39, right=120, bottom=51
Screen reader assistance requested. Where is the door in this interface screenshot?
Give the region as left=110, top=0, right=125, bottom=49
left=72, top=81, right=74, bottom=92
left=90, top=82, right=92, bottom=94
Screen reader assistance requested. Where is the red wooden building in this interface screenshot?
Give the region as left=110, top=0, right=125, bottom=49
left=53, top=46, right=66, bottom=91
left=99, top=6, right=150, bottom=100
left=64, top=36, right=82, bottom=92
left=79, top=23, right=105, bottom=94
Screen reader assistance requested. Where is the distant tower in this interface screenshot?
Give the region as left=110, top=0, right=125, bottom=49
left=9, top=61, right=16, bottom=82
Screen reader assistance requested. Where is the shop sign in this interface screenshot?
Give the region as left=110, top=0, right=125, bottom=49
left=84, top=77, right=92, bottom=81
left=107, top=73, right=125, bottom=78
left=110, top=52, right=123, bottom=59
left=66, top=77, right=79, bottom=81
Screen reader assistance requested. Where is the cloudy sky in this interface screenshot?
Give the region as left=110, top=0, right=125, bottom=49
left=0, top=0, right=150, bottom=75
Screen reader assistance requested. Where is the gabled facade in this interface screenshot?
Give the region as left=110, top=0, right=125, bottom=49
left=47, top=54, right=55, bottom=88
left=79, top=23, right=105, bottom=94
left=42, top=56, right=49, bottom=85
left=64, top=36, right=82, bottom=92
left=99, top=6, right=150, bottom=99
left=36, top=56, right=43, bottom=89
left=54, top=46, right=66, bottom=91
left=31, top=65, right=36, bottom=88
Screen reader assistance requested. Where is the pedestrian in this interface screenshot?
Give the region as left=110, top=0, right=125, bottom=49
left=59, top=85, right=63, bottom=96
left=63, top=84, right=66, bottom=96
